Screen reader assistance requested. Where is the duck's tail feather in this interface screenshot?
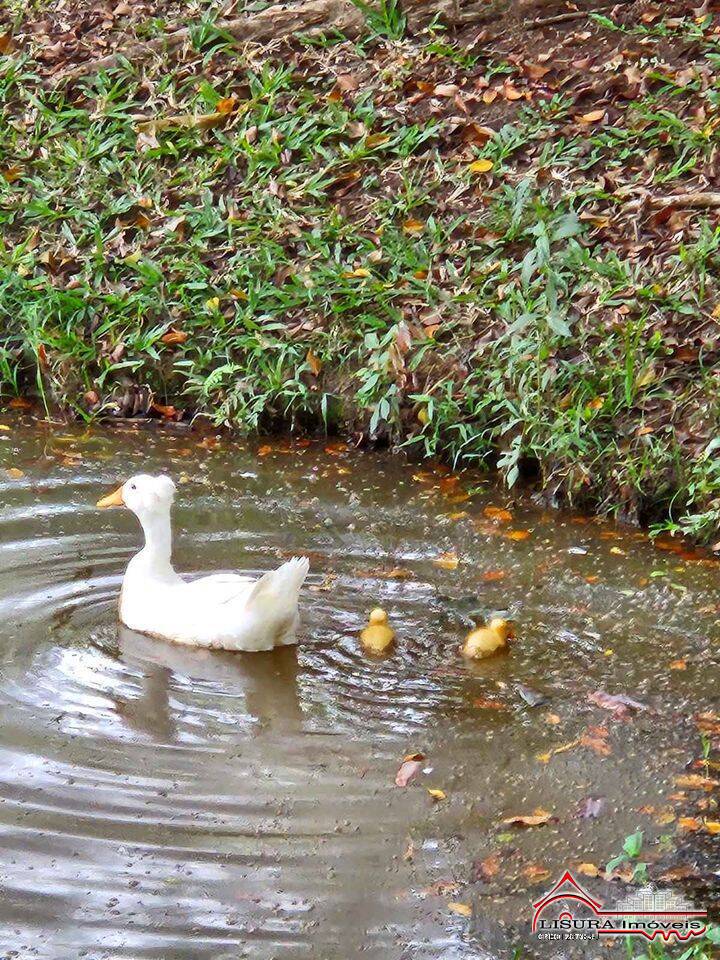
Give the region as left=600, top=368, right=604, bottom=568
left=244, top=556, right=310, bottom=613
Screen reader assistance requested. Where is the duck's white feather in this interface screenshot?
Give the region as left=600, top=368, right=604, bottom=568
left=109, top=475, right=309, bottom=651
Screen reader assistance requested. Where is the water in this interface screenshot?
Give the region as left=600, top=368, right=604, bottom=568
left=0, top=418, right=716, bottom=959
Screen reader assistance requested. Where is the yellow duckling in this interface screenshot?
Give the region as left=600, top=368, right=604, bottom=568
left=360, top=608, right=395, bottom=655
left=462, top=617, right=515, bottom=660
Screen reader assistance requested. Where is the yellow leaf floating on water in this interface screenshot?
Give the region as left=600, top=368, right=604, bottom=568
left=433, top=551, right=459, bottom=570
left=536, top=738, right=581, bottom=763
left=507, top=529, right=531, bottom=541
left=502, top=809, right=554, bottom=827
left=448, top=902, right=472, bottom=917
left=427, top=788, right=447, bottom=801
left=468, top=158, right=494, bottom=173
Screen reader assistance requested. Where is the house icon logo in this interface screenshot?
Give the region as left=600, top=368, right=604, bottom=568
left=533, top=871, right=707, bottom=942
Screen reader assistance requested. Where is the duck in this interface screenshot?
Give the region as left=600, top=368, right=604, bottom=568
left=462, top=617, right=514, bottom=660
left=360, top=608, right=395, bottom=655
left=97, top=474, right=309, bottom=651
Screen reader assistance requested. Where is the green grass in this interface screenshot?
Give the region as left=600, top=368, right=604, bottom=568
left=3, top=9, right=720, bottom=538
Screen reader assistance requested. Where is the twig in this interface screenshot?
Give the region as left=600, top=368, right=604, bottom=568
left=57, top=0, right=365, bottom=82
left=625, top=192, right=720, bottom=212
left=527, top=2, right=623, bottom=28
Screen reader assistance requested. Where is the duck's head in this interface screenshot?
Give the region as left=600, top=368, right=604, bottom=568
left=97, top=474, right=176, bottom=517
left=368, top=608, right=389, bottom=626
left=488, top=617, right=515, bottom=641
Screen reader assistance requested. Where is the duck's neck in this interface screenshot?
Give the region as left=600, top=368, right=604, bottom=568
left=136, top=507, right=175, bottom=575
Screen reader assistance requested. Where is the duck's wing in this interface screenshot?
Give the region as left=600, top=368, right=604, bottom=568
left=183, top=573, right=254, bottom=605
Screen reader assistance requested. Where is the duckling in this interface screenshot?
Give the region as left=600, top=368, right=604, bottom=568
left=360, top=608, right=395, bottom=655
left=462, top=617, right=514, bottom=660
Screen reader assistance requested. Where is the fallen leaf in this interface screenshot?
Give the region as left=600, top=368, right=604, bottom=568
left=427, top=788, right=446, bottom=801
left=502, top=809, right=554, bottom=827
left=578, top=863, right=600, bottom=877
left=2, top=165, right=21, bottom=183
left=469, top=158, right=494, bottom=173
left=395, top=755, right=424, bottom=787
left=6, top=467, right=24, bottom=479
left=481, top=570, right=506, bottom=582
left=161, top=329, right=189, bottom=345
left=473, top=697, right=508, bottom=710
left=669, top=660, right=687, bottom=670
left=506, top=529, right=531, bottom=541
left=483, top=506, right=513, bottom=521
left=150, top=402, right=177, bottom=419
left=522, top=864, right=551, bottom=883
left=516, top=685, right=548, bottom=707
left=306, top=349, right=322, bottom=376
left=576, top=797, right=605, bottom=819
left=433, top=551, right=459, bottom=570
left=537, top=739, right=580, bottom=763
left=674, top=774, right=719, bottom=791
left=365, top=133, right=390, bottom=149
left=544, top=713, right=561, bottom=725
left=677, top=817, right=702, bottom=832
left=580, top=109, right=606, bottom=123
left=216, top=97, right=237, bottom=115
left=403, top=218, right=425, bottom=235
left=705, top=821, right=720, bottom=835
left=588, top=690, right=646, bottom=717
left=0, top=33, right=13, bottom=54
left=448, top=902, right=472, bottom=917
left=474, top=853, right=500, bottom=880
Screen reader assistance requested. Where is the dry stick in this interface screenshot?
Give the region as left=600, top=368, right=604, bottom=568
left=626, top=192, right=720, bottom=211
left=58, top=0, right=366, bottom=81
left=527, top=4, right=616, bottom=27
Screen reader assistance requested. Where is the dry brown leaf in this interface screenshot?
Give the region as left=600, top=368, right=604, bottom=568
left=677, top=817, right=702, bottom=832
left=403, top=218, right=425, bottom=235
left=161, top=329, right=189, bottom=346
left=502, top=809, right=554, bottom=828
left=580, top=109, right=606, bottom=123
left=674, top=774, right=719, bottom=791
left=476, top=853, right=500, bottom=880
left=306, top=349, right=322, bottom=376
left=483, top=506, right=513, bottom=522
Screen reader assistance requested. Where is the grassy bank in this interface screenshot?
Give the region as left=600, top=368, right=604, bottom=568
left=2, top=1, right=720, bottom=538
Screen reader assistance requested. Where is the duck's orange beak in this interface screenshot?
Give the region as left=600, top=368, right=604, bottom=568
left=96, top=485, right=125, bottom=509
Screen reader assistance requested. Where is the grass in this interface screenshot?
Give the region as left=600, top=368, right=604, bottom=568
left=3, top=5, right=720, bottom=538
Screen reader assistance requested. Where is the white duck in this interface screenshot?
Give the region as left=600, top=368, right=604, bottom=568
left=97, top=474, right=309, bottom=651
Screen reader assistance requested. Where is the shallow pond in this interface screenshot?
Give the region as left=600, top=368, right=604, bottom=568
left=0, top=418, right=716, bottom=959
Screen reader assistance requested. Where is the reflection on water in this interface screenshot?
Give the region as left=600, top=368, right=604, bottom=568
left=0, top=419, right=716, bottom=958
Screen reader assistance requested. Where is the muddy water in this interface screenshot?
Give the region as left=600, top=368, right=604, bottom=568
left=0, top=419, right=716, bottom=959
